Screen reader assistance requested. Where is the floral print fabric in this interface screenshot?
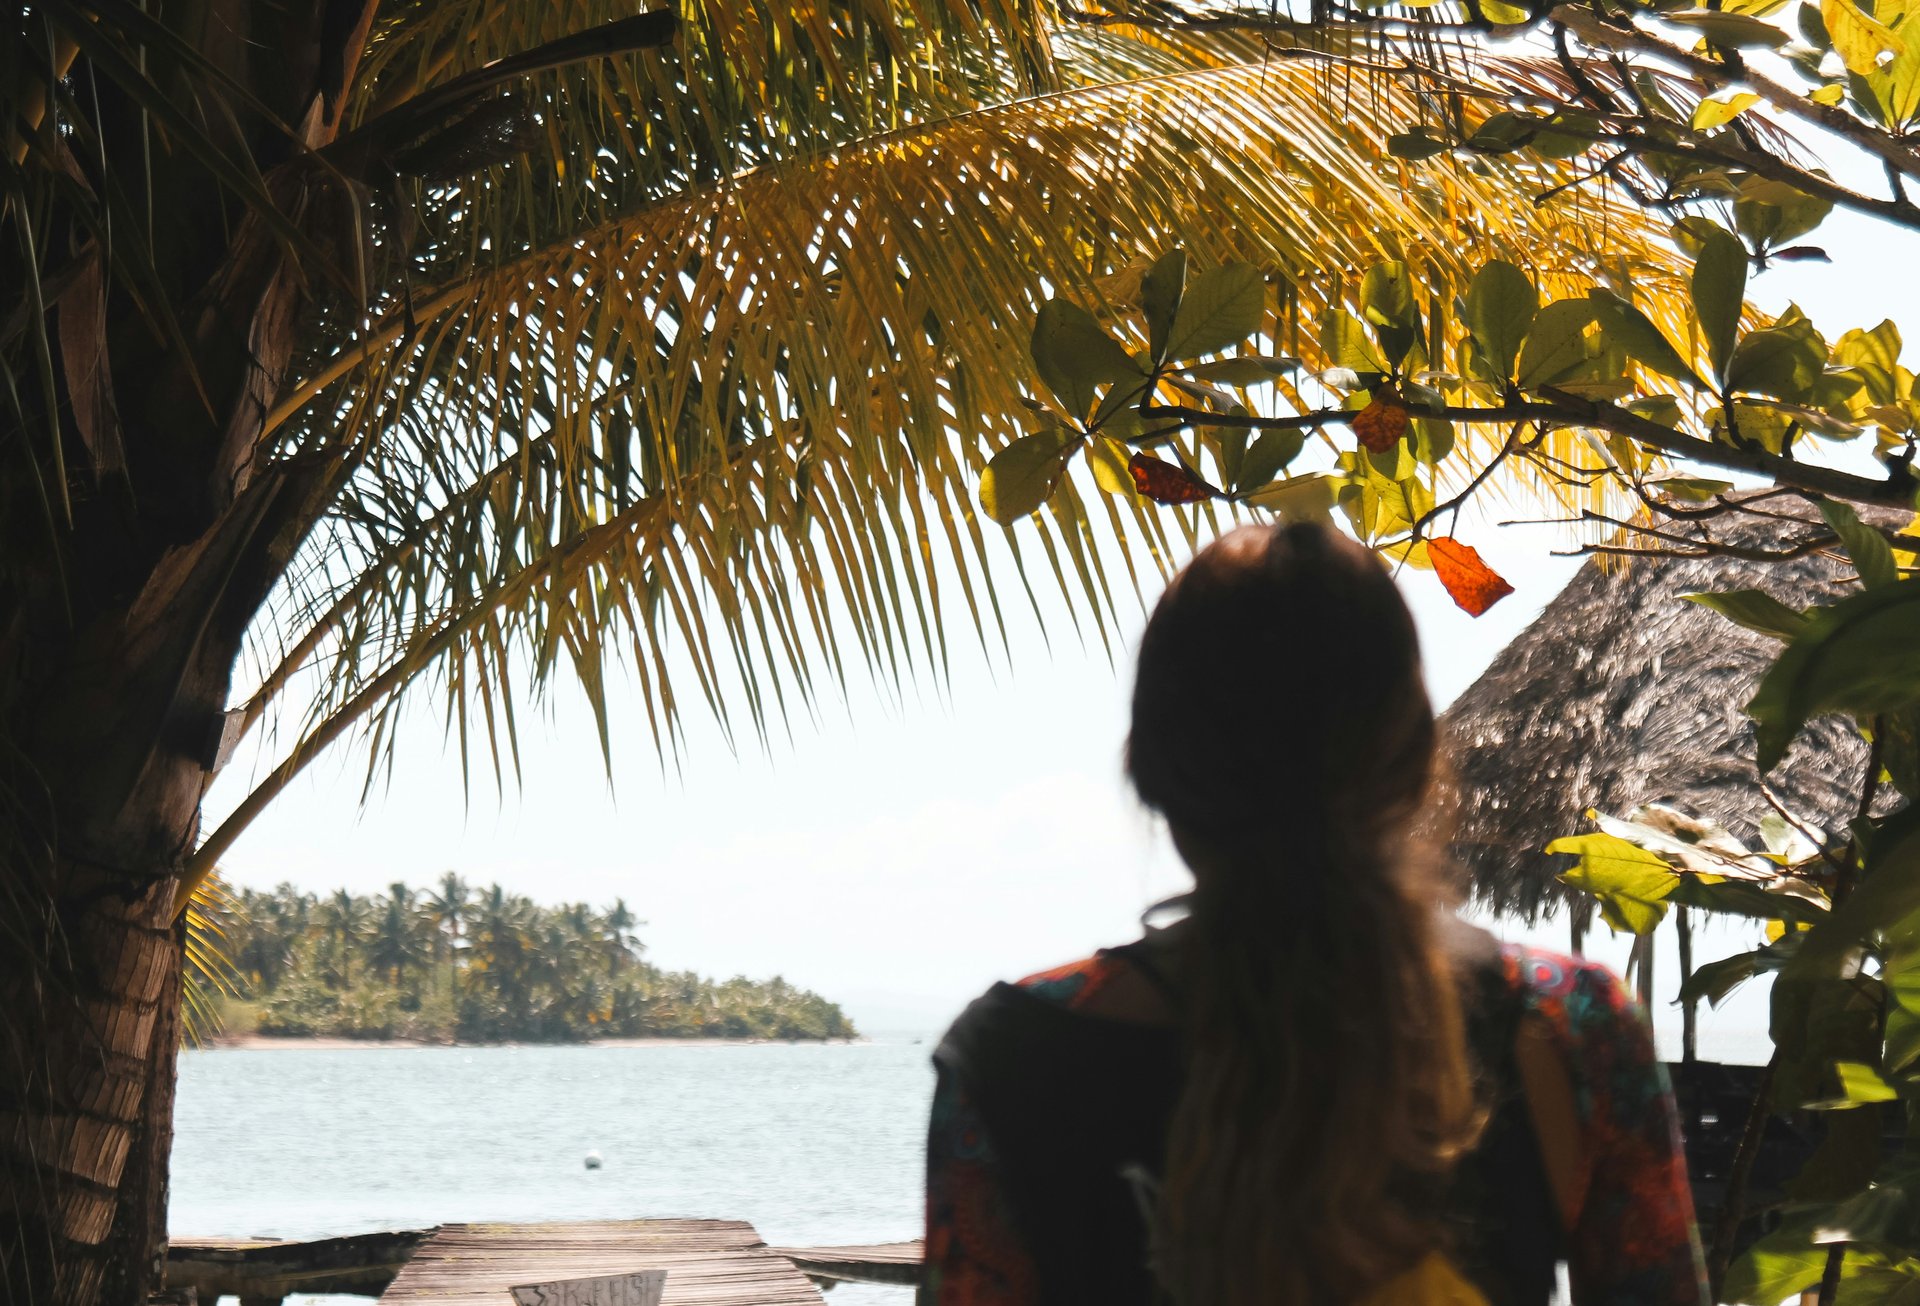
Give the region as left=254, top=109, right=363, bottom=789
left=920, top=944, right=1709, bottom=1306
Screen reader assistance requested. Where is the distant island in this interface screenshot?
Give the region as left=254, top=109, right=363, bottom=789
left=204, top=876, right=857, bottom=1044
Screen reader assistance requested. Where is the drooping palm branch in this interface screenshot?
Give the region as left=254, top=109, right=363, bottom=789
left=182, top=874, right=244, bottom=1046
left=4, top=4, right=1692, bottom=905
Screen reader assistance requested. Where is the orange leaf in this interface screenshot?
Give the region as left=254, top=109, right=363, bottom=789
left=1129, top=452, right=1219, bottom=504
left=1352, top=393, right=1410, bottom=453
left=1429, top=537, right=1514, bottom=617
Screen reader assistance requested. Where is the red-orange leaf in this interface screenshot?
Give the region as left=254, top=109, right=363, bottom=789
left=1129, top=452, right=1219, bottom=504
left=1352, top=393, right=1410, bottom=452
left=1429, top=537, right=1514, bottom=617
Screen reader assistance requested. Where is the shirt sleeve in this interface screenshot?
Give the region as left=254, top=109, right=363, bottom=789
left=1544, top=958, right=1710, bottom=1306
left=920, top=1064, right=1040, bottom=1306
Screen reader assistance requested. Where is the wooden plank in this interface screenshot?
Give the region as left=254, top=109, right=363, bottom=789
left=769, top=1242, right=922, bottom=1287
left=169, top=1227, right=430, bottom=1300
left=379, top=1219, right=825, bottom=1306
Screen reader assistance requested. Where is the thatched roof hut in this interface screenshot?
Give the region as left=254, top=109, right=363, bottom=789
left=1441, top=504, right=1878, bottom=924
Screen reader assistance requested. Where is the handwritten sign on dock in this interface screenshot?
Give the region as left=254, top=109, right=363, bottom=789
left=509, top=1268, right=666, bottom=1306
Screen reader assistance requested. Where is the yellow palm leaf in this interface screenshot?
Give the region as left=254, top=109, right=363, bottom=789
left=192, top=31, right=1694, bottom=887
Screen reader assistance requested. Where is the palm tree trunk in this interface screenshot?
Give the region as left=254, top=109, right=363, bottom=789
left=2, top=865, right=183, bottom=1306
left=4, top=8, right=381, bottom=1302
left=101, top=917, right=185, bottom=1306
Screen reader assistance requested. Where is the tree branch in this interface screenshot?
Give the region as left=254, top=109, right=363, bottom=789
left=1552, top=6, right=1920, bottom=186
left=1144, top=396, right=1917, bottom=507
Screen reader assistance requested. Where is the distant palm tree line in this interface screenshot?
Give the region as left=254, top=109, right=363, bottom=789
left=212, top=874, right=856, bottom=1043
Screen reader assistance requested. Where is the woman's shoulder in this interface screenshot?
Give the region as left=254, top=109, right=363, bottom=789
left=1497, top=942, right=1645, bottom=1042
left=1011, top=952, right=1138, bottom=1012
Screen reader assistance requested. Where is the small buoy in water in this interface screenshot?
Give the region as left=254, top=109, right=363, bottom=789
left=584, top=1150, right=603, bottom=1170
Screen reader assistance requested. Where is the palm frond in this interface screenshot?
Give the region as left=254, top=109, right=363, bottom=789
left=182, top=874, right=243, bottom=1047
left=193, top=52, right=1692, bottom=884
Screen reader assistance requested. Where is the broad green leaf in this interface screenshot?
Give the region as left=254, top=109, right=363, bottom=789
left=1825, top=0, right=1907, bottom=75
left=1388, top=128, right=1451, bottom=160
left=1883, top=925, right=1920, bottom=1069
left=1772, top=969, right=1888, bottom=1108
left=1692, top=91, right=1763, bottom=128
left=1547, top=832, right=1679, bottom=934
left=1836, top=319, right=1903, bottom=377
left=1727, top=319, right=1828, bottom=401
left=1464, top=260, right=1537, bottom=382
left=1236, top=429, right=1304, bottom=492
left=1032, top=300, right=1143, bottom=421
left=1663, top=8, right=1795, bottom=44
left=1802, top=1, right=1835, bottom=47
left=1216, top=427, right=1250, bottom=490
left=1183, top=357, right=1283, bottom=386
left=1336, top=452, right=1435, bottom=541
left=1362, top=261, right=1420, bottom=329
left=1590, top=288, right=1706, bottom=388
left=1651, top=476, right=1735, bottom=502
left=1165, top=263, right=1265, bottom=362
left=1721, top=1223, right=1827, bottom=1303
left=1687, top=589, right=1813, bottom=641
left=1086, top=435, right=1141, bottom=500
left=1884, top=708, right=1920, bottom=800
left=1627, top=395, right=1687, bottom=428
left=1693, top=226, right=1750, bottom=385
left=1515, top=299, right=1600, bottom=391
left=1820, top=498, right=1899, bottom=587
left=1871, top=30, right=1920, bottom=125
left=1736, top=178, right=1835, bottom=249
left=1781, top=807, right=1920, bottom=980
left=980, top=429, right=1078, bottom=524
left=1320, top=311, right=1391, bottom=377
left=1466, top=111, right=1536, bottom=152
left=1749, top=582, right=1920, bottom=771
left=1089, top=379, right=1148, bottom=441
left=1363, top=262, right=1423, bottom=365
left=1679, top=947, right=1781, bottom=1006
left=1830, top=1059, right=1900, bottom=1105
left=1241, top=471, right=1337, bottom=522
left=1739, top=396, right=1865, bottom=439
left=1412, top=417, right=1454, bottom=466
left=1783, top=1106, right=1881, bottom=1201
left=1669, top=876, right=1830, bottom=925
left=1141, top=249, right=1187, bottom=365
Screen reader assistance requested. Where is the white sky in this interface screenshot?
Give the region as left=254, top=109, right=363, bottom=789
left=203, top=175, right=1919, bottom=1046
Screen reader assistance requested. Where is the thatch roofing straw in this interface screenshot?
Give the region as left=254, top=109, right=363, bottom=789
left=1440, top=501, right=1882, bottom=924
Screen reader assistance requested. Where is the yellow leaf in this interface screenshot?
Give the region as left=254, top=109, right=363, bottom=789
left=1691, top=91, right=1762, bottom=128
left=1381, top=537, right=1434, bottom=570
left=1086, top=436, right=1141, bottom=500
left=1812, top=82, right=1849, bottom=104
left=1824, top=0, right=1906, bottom=75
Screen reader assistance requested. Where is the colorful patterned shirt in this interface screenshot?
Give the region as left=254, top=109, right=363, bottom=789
left=921, top=942, right=1708, bottom=1305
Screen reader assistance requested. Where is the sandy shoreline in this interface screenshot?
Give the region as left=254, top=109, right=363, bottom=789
left=204, top=1033, right=865, bottom=1051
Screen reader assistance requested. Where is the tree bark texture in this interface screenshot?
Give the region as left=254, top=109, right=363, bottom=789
left=2, top=3, right=378, bottom=1301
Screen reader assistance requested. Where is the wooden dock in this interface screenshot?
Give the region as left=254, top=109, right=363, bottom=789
left=378, top=1220, right=832, bottom=1304
left=170, top=1222, right=923, bottom=1302
left=769, top=1242, right=922, bottom=1287
left=167, top=1228, right=429, bottom=1301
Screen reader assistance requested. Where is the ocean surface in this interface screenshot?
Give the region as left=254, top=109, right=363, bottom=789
left=171, top=1019, right=1774, bottom=1306
left=170, top=1038, right=937, bottom=1306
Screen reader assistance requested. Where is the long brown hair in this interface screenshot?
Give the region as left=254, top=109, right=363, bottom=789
left=1126, top=522, right=1479, bottom=1304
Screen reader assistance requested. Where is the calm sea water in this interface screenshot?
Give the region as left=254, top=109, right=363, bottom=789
left=170, top=1039, right=937, bottom=1306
